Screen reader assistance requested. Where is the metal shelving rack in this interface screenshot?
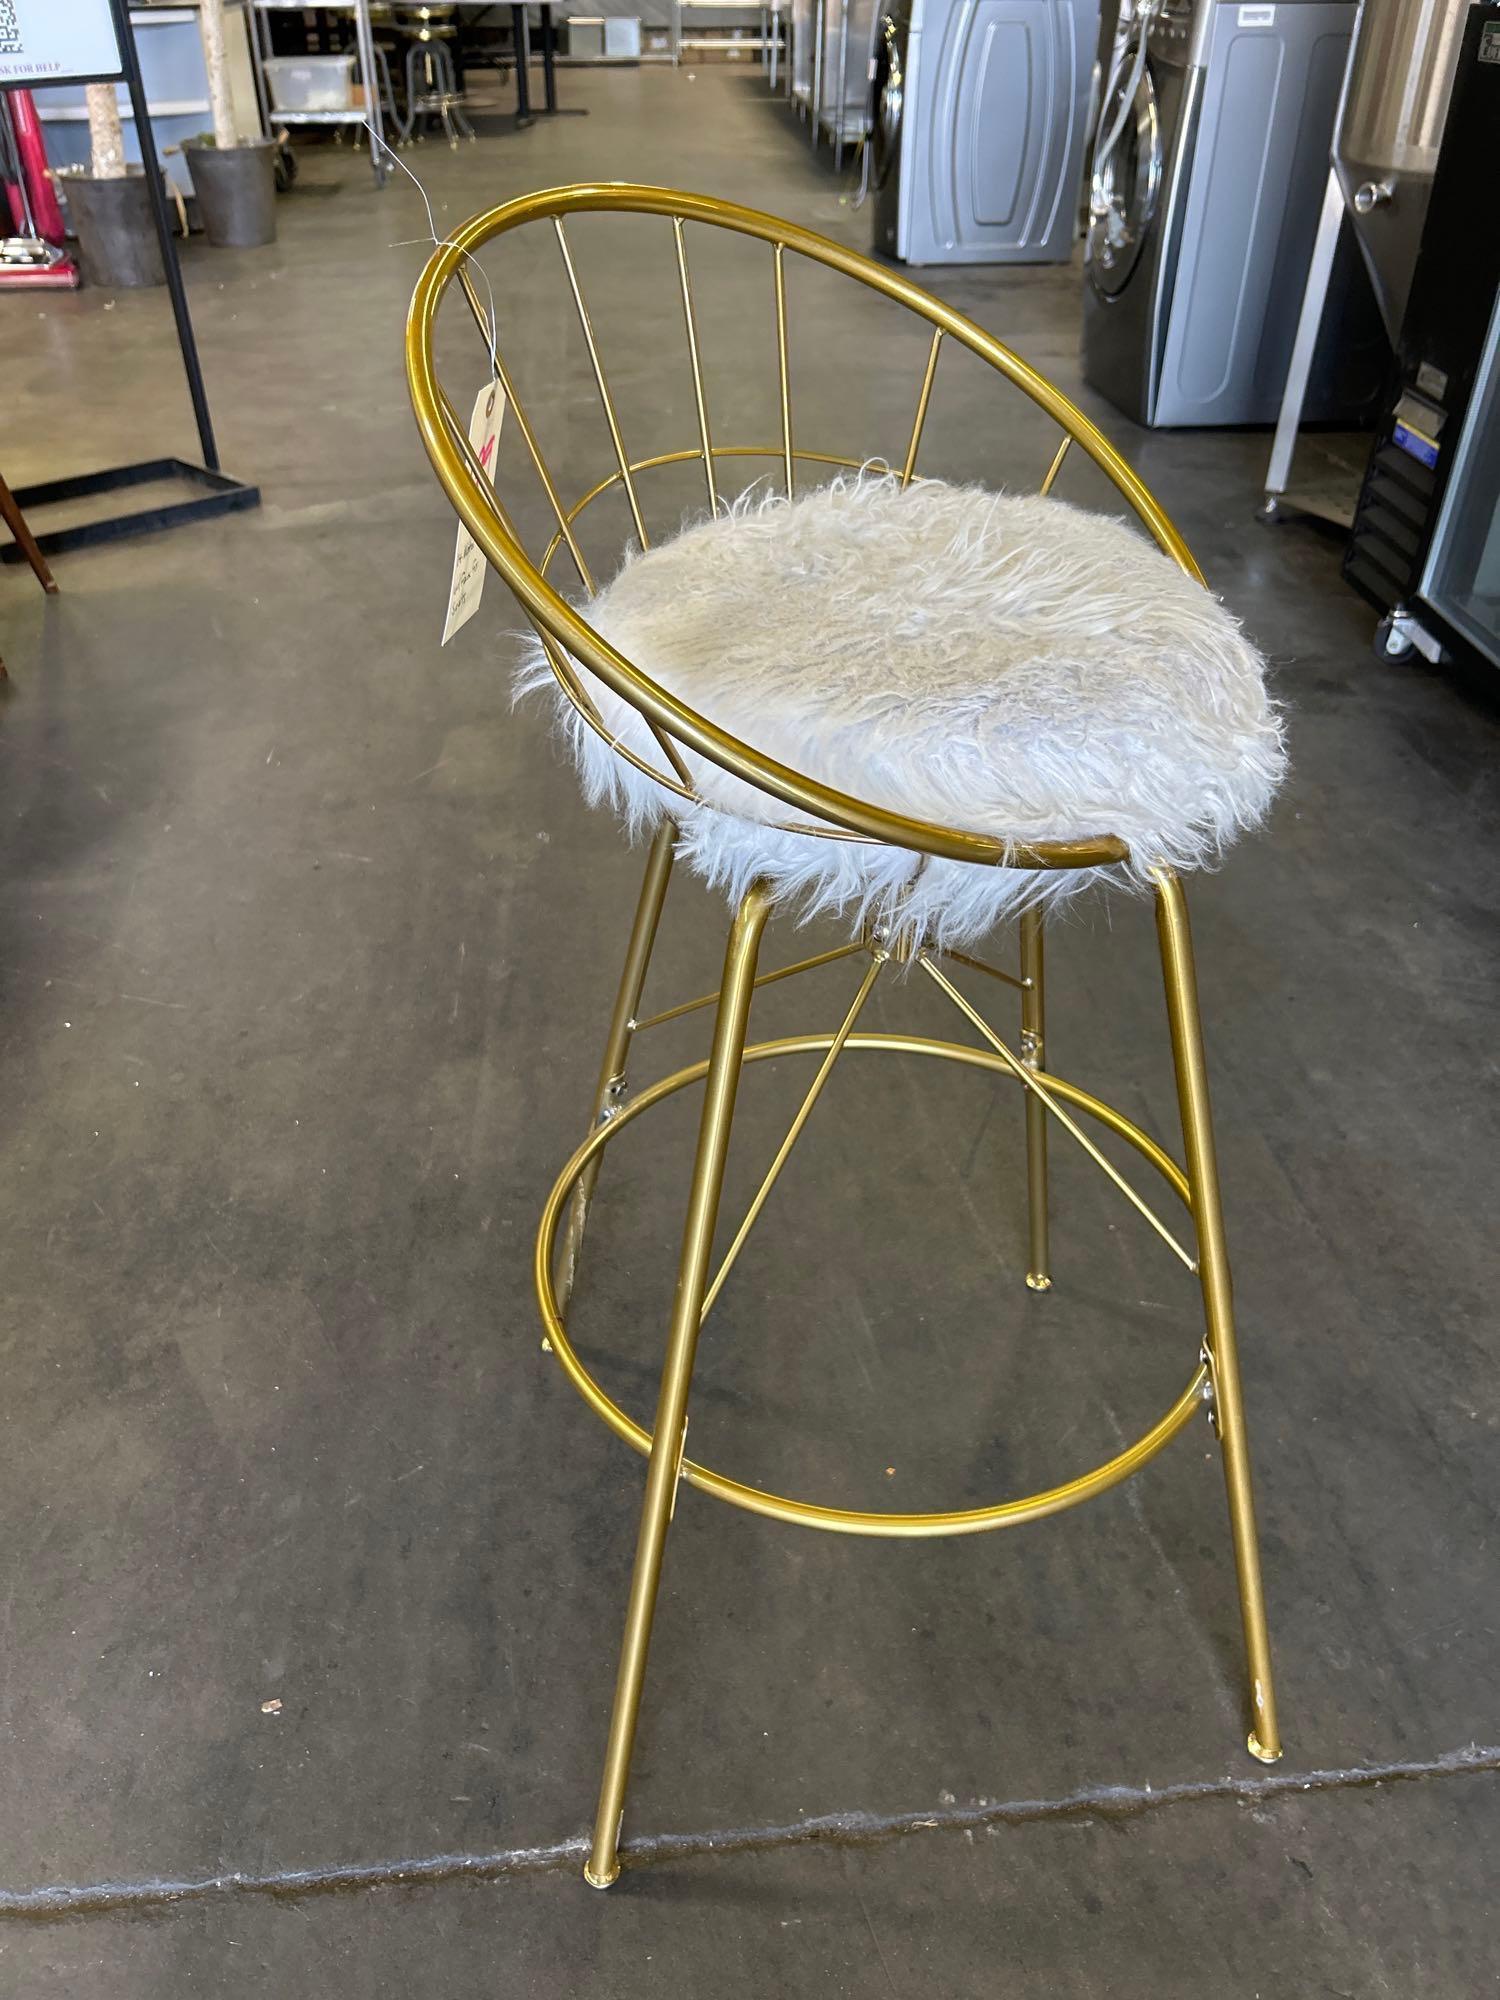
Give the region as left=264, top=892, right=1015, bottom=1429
left=249, top=0, right=387, bottom=183
left=671, top=0, right=785, bottom=69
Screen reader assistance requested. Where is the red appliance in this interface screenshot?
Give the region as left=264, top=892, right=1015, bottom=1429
left=1, top=87, right=80, bottom=290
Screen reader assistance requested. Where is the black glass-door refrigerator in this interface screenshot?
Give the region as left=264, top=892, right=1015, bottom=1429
left=1344, top=4, right=1500, bottom=671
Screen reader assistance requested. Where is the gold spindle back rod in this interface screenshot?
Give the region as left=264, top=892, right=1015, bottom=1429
left=439, top=322, right=687, bottom=789
left=434, top=393, right=628, bottom=762
left=456, top=264, right=598, bottom=595
left=554, top=218, right=651, bottom=551
left=454, top=262, right=493, bottom=357
left=901, top=328, right=943, bottom=489
left=1040, top=433, right=1072, bottom=498
left=536, top=628, right=606, bottom=730
left=672, top=218, right=719, bottom=515
left=546, top=633, right=695, bottom=793
left=437, top=382, right=527, bottom=554
left=774, top=243, right=795, bottom=499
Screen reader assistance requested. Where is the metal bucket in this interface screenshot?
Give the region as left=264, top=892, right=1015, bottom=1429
left=184, top=140, right=278, bottom=250
left=62, top=169, right=166, bottom=289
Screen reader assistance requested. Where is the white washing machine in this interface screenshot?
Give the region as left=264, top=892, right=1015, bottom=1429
left=871, top=0, right=1100, bottom=263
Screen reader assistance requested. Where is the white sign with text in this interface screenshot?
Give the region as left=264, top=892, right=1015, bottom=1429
left=0, top=0, right=123, bottom=86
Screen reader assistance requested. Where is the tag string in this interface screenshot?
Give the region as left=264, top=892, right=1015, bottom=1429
left=367, top=123, right=500, bottom=383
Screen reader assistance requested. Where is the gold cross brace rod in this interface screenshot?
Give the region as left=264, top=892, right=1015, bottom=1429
left=919, top=954, right=1198, bottom=1272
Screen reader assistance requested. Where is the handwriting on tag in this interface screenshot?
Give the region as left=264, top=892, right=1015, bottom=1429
left=442, top=379, right=507, bottom=645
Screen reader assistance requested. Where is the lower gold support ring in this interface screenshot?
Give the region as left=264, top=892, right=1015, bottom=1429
left=535, top=1032, right=1207, bottom=1540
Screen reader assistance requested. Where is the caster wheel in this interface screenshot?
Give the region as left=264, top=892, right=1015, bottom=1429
left=1375, top=614, right=1414, bottom=662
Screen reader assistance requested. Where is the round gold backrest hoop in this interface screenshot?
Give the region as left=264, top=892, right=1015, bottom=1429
left=406, top=182, right=1206, bottom=873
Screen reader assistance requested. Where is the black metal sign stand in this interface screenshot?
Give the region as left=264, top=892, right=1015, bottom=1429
left=0, top=0, right=260, bottom=567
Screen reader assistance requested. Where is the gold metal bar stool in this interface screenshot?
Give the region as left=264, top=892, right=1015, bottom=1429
left=406, top=185, right=1287, bottom=1891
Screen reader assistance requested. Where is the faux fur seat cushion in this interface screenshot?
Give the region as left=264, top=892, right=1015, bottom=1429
left=518, top=476, right=1284, bottom=945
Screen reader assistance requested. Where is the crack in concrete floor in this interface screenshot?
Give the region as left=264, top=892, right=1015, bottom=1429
left=3, top=1743, right=1496, bottom=1921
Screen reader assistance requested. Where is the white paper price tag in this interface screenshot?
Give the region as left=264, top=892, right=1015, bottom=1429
left=441, top=379, right=506, bottom=646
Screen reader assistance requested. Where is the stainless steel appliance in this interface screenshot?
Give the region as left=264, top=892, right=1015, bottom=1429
left=790, top=0, right=817, bottom=103
left=1333, top=0, right=1468, bottom=345
left=816, top=0, right=882, bottom=166
left=872, top=0, right=1098, bottom=262
left=1262, top=0, right=1468, bottom=521
left=1083, top=0, right=1363, bottom=427
left=1345, top=3, right=1500, bottom=670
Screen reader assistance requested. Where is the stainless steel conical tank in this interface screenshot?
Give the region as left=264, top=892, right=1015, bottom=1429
left=1333, top=0, right=1468, bottom=342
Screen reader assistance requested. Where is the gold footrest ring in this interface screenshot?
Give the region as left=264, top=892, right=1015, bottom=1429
left=535, top=1032, right=1205, bottom=1540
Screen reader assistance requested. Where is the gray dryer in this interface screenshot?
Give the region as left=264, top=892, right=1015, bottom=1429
left=872, top=0, right=1099, bottom=263
left=1082, top=0, right=1374, bottom=426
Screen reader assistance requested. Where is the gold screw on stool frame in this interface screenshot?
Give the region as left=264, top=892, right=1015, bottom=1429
left=406, top=184, right=1285, bottom=1888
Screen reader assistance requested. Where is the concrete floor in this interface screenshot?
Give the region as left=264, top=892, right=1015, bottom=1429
left=2, top=66, right=1499, bottom=1997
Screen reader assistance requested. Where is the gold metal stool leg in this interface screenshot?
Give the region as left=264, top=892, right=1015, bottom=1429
left=1020, top=906, right=1051, bottom=1291
left=556, top=821, right=677, bottom=1321
left=585, top=881, right=775, bottom=1888
left=1153, top=867, right=1282, bottom=1764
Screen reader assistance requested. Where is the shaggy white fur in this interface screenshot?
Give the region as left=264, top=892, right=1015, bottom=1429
left=516, top=475, right=1284, bottom=945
